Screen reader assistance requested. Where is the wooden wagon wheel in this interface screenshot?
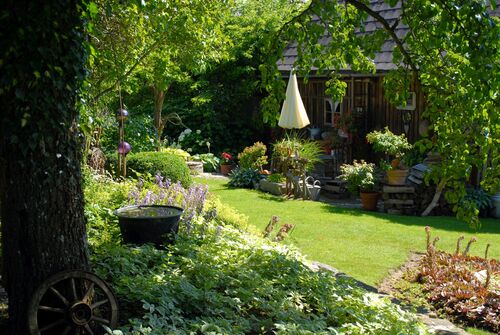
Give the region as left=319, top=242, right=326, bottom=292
left=28, top=270, right=118, bottom=335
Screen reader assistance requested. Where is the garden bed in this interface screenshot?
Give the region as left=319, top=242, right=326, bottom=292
left=378, top=230, right=499, bottom=334
left=85, top=172, right=429, bottom=334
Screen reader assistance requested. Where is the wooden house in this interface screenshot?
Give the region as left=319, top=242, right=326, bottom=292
left=278, top=0, right=499, bottom=171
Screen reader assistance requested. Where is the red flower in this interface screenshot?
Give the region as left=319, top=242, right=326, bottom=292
left=221, top=152, right=234, bottom=164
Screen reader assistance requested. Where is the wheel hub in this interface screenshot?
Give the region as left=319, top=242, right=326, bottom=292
left=69, top=301, right=93, bottom=326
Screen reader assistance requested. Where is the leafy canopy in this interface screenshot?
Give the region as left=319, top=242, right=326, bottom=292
left=261, top=0, right=500, bottom=227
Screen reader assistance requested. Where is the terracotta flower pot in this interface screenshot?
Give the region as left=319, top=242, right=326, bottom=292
left=390, top=158, right=400, bottom=169
left=360, top=191, right=379, bottom=211
left=220, top=164, right=233, bottom=176
left=387, top=169, right=409, bottom=185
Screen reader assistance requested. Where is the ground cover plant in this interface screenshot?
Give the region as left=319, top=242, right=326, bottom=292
left=197, top=177, right=500, bottom=286
left=396, top=228, right=499, bottom=333
left=228, top=167, right=262, bottom=189
left=85, top=171, right=429, bottom=334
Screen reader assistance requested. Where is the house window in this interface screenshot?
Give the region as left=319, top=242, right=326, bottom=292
left=324, top=98, right=341, bottom=126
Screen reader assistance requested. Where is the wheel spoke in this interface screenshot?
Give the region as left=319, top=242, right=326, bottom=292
left=38, top=305, right=65, bottom=313
left=49, top=286, right=69, bottom=306
left=91, top=315, right=110, bottom=325
left=70, top=278, right=78, bottom=301
left=29, top=270, right=119, bottom=334
left=84, top=324, right=95, bottom=335
left=90, top=299, right=109, bottom=309
left=40, top=319, right=65, bottom=332
left=82, top=282, right=95, bottom=302
left=60, top=325, right=72, bottom=335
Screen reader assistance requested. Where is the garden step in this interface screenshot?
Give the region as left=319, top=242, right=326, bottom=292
left=407, top=175, right=424, bottom=184
left=382, top=186, right=415, bottom=193
left=321, top=179, right=347, bottom=194
left=322, top=185, right=346, bottom=193
left=384, top=199, right=414, bottom=205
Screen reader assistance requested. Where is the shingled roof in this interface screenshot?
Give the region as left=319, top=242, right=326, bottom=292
left=278, top=0, right=500, bottom=73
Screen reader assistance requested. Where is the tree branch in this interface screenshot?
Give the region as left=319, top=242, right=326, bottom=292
left=345, top=0, right=418, bottom=76
left=93, top=41, right=159, bottom=101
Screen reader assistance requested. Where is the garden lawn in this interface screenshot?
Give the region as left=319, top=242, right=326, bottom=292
left=196, top=177, right=500, bottom=286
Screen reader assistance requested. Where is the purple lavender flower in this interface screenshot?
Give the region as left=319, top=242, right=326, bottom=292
left=126, top=174, right=210, bottom=235
left=155, top=173, right=164, bottom=188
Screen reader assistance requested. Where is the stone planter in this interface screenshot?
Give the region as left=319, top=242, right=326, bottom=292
left=387, top=169, right=409, bottom=185
left=360, top=191, right=379, bottom=211
left=259, top=179, right=286, bottom=196
left=186, top=161, right=203, bottom=175
left=115, top=205, right=183, bottom=247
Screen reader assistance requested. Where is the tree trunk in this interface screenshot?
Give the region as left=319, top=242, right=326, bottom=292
left=153, top=86, right=166, bottom=151
left=421, top=179, right=447, bottom=216
left=0, top=1, right=89, bottom=333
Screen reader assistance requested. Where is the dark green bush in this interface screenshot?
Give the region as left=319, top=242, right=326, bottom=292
left=228, top=168, right=262, bottom=189
left=127, top=152, right=192, bottom=187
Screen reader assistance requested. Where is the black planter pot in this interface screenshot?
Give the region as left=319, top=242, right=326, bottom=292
left=115, top=205, right=183, bottom=247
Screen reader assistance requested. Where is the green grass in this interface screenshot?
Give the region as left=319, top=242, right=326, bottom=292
left=466, top=327, right=496, bottom=335
left=196, top=177, right=500, bottom=286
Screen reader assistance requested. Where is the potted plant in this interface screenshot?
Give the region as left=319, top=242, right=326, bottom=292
left=338, top=160, right=379, bottom=210
left=366, top=127, right=412, bottom=185
left=333, top=111, right=354, bottom=138
left=220, top=152, right=234, bottom=175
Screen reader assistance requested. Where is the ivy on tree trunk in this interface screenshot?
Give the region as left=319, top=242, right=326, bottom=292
left=0, top=0, right=90, bottom=333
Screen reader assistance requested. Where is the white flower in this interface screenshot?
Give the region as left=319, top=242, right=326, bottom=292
left=196, top=129, right=201, bottom=134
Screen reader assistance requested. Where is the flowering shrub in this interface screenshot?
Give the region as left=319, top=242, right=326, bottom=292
left=177, top=128, right=211, bottom=153
left=338, top=160, right=378, bottom=193
left=237, top=142, right=268, bottom=170
left=128, top=174, right=208, bottom=232
left=220, top=152, right=234, bottom=165
left=366, top=127, right=412, bottom=158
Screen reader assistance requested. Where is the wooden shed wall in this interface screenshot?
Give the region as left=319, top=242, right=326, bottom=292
left=296, top=76, right=424, bottom=143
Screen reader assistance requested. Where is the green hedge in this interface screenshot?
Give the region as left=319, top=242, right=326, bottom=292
left=127, top=152, right=192, bottom=187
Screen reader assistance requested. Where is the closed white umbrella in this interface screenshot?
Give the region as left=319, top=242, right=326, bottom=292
left=278, top=71, right=310, bottom=129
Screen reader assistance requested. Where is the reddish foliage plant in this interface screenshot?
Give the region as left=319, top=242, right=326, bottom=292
left=416, top=228, right=499, bottom=333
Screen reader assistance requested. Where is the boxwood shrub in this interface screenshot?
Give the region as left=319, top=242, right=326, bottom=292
left=127, top=151, right=192, bottom=187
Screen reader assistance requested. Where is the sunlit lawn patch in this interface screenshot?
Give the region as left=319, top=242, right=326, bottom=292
left=196, top=177, right=500, bottom=286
